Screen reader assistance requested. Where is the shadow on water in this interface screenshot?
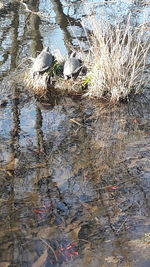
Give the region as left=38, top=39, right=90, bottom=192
left=0, top=0, right=150, bottom=266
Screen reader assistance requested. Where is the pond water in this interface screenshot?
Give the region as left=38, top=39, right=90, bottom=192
left=0, top=0, right=150, bottom=266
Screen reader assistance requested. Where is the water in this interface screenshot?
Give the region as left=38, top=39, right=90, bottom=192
left=0, top=0, right=150, bottom=266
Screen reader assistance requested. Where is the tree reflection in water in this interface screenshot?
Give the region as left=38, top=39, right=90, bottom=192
left=0, top=0, right=150, bottom=266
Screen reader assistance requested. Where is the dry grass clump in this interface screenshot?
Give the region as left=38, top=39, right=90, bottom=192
left=53, top=49, right=86, bottom=95
left=23, top=49, right=64, bottom=97
left=83, top=16, right=150, bottom=101
left=24, top=68, right=84, bottom=97
left=24, top=70, right=51, bottom=96
left=23, top=16, right=149, bottom=102
left=55, top=77, right=85, bottom=95
left=23, top=53, right=85, bottom=97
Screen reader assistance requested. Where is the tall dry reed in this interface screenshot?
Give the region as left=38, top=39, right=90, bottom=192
left=82, top=16, right=150, bottom=101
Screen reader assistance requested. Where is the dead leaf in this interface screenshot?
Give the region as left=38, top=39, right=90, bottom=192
left=37, top=226, right=57, bottom=239
left=64, top=221, right=81, bottom=241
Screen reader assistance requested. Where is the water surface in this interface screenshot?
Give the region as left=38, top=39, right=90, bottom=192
left=0, top=0, right=150, bottom=266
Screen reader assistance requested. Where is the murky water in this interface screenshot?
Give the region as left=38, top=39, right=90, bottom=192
left=0, top=0, right=150, bottom=266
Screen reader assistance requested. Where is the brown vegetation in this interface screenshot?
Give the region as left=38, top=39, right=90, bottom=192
left=82, top=16, right=150, bottom=101
left=24, top=16, right=150, bottom=102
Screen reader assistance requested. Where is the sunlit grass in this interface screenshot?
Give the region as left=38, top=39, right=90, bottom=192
left=23, top=15, right=150, bottom=102
left=82, top=16, right=150, bottom=101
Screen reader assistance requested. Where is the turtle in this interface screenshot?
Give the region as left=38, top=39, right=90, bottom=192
left=31, top=47, right=54, bottom=75
left=63, top=52, right=82, bottom=80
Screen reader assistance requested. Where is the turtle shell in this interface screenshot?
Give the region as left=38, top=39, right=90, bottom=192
left=63, top=52, right=82, bottom=78
left=32, top=47, right=53, bottom=73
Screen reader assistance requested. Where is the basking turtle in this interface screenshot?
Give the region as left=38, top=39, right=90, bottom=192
left=31, top=47, right=54, bottom=75
left=63, top=52, right=82, bottom=80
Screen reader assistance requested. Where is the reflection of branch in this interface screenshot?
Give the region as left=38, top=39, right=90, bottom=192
left=10, top=88, right=21, bottom=156
left=9, top=9, right=20, bottom=156
left=0, top=3, right=22, bottom=79
left=0, top=2, right=19, bottom=19
left=19, top=0, right=48, bottom=19
left=10, top=9, right=19, bottom=70
left=0, top=51, right=9, bottom=66
left=0, top=26, right=12, bottom=43
left=63, top=0, right=115, bottom=7
left=20, top=0, right=33, bottom=13
left=51, top=0, right=83, bottom=49
left=28, top=1, right=43, bottom=56
left=51, top=0, right=78, bottom=26
left=35, top=105, right=46, bottom=153
left=20, top=0, right=41, bottom=15
left=0, top=2, right=20, bottom=79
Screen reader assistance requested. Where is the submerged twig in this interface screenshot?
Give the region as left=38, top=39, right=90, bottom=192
left=40, top=238, right=58, bottom=262
left=115, top=217, right=129, bottom=234
left=69, top=118, right=82, bottom=126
